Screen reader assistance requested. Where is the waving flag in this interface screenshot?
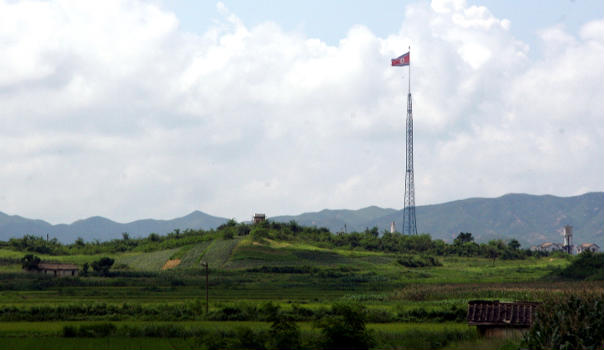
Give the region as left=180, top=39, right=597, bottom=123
left=391, top=52, right=410, bottom=66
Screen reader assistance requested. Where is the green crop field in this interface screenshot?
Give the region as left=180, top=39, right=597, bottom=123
left=1, top=225, right=602, bottom=350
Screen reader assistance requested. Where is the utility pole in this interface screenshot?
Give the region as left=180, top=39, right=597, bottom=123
left=201, top=261, right=208, bottom=314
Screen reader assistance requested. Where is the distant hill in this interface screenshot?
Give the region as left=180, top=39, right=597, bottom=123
left=1, top=192, right=602, bottom=246
left=0, top=211, right=228, bottom=243
left=272, top=206, right=398, bottom=233
left=271, top=192, right=604, bottom=248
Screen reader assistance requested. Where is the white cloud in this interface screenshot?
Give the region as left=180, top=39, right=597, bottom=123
left=0, top=0, right=602, bottom=225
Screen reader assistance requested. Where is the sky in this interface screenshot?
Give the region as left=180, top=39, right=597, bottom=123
left=0, top=0, right=602, bottom=224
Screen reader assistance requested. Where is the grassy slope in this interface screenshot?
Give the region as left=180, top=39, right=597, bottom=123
left=114, top=249, right=180, bottom=271
left=0, top=239, right=595, bottom=350
left=0, top=237, right=571, bottom=280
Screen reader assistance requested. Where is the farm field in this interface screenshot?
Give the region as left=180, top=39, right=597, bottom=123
left=0, top=321, right=476, bottom=349
left=1, top=228, right=602, bottom=349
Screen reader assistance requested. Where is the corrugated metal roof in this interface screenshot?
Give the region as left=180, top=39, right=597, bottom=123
left=38, top=263, right=79, bottom=270
left=467, top=300, right=538, bottom=327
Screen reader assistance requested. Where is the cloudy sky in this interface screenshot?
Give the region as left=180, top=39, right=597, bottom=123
left=1, top=0, right=602, bottom=224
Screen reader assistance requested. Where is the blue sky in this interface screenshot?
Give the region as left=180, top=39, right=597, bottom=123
left=0, top=0, right=602, bottom=224
left=162, top=0, right=603, bottom=56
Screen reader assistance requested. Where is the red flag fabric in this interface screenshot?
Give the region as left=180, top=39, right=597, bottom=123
left=391, top=52, right=410, bottom=66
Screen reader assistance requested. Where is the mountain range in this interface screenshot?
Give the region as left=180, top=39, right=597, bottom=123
left=0, top=210, right=226, bottom=244
left=1, top=192, right=602, bottom=247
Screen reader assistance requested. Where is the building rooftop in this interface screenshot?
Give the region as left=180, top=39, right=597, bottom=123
left=38, top=263, right=79, bottom=270
left=467, top=300, right=539, bottom=327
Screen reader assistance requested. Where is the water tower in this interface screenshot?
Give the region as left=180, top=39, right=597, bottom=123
left=562, top=225, right=573, bottom=254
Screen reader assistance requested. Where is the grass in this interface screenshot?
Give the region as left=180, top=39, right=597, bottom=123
left=0, top=321, right=481, bottom=350
left=0, top=249, right=114, bottom=266
left=177, top=241, right=213, bottom=268
left=200, top=238, right=241, bottom=268
left=0, top=321, right=270, bottom=337
left=114, top=248, right=179, bottom=271
left=0, top=238, right=596, bottom=349
left=0, top=337, right=196, bottom=350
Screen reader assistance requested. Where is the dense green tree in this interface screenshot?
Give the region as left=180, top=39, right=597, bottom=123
left=21, top=254, right=41, bottom=271
left=508, top=239, right=521, bottom=250
left=268, top=314, right=301, bottom=350
left=218, top=219, right=237, bottom=230
left=484, top=245, right=499, bottom=266
left=555, top=251, right=604, bottom=280
left=91, top=257, right=115, bottom=276
left=453, top=232, right=474, bottom=245
left=316, top=303, right=374, bottom=350
left=288, top=220, right=301, bottom=234
left=237, top=225, right=251, bottom=236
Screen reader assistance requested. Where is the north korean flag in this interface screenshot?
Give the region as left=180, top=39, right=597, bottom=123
left=391, top=52, right=410, bottom=66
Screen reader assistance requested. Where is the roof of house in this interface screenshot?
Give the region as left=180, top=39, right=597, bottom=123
left=38, top=263, right=79, bottom=270
left=579, top=243, right=600, bottom=248
left=467, top=300, right=539, bottom=327
left=254, top=213, right=266, bottom=218
left=540, top=242, right=561, bottom=248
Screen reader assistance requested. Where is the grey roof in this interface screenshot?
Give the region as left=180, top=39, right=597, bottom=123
left=467, top=300, right=539, bottom=327
left=38, top=263, right=79, bottom=270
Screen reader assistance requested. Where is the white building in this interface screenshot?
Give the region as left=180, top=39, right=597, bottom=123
left=532, top=242, right=564, bottom=253
left=576, top=243, right=600, bottom=254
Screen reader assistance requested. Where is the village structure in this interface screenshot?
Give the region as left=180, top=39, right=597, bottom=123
left=467, top=300, right=539, bottom=337
left=531, top=225, right=600, bottom=254
left=34, top=263, right=79, bottom=277
left=252, top=213, right=266, bottom=224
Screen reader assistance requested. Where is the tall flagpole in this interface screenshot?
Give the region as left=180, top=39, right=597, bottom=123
left=403, top=46, right=417, bottom=235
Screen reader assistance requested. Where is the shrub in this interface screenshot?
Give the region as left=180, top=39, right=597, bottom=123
left=365, top=308, right=396, bottom=323
left=21, top=254, right=41, bottom=271
left=396, top=255, right=442, bottom=268
left=555, top=251, right=604, bottom=280
left=91, top=257, right=114, bottom=276
left=62, top=325, right=77, bottom=337
left=246, top=266, right=318, bottom=274
left=234, top=327, right=267, bottom=350
left=268, top=314, right=301, bottom=350
left=207, top=303, right=258, bottom=321
left=62, top=323, right=117, bottom=337
left=316, top=303, right=375, bottom=350
left=251, top=227, right=270, bottom=240
left=237, top=225, right=251, bottom=236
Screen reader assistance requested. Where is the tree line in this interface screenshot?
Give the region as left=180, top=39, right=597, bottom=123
left=4, top=219, right=548, bottom=261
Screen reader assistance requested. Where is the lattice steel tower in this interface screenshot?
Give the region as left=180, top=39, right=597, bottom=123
left=403, top=89, right=417, bottom=235
left=392, top=48, right=417, bottom=235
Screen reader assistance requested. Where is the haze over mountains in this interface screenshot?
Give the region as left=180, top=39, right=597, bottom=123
left=1, top=192, right=602, bottom=247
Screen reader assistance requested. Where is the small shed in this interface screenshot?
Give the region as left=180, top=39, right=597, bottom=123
left=36, top=263, right=79, bottom=277
left=467, top=300, right=539, bottom=338
left=253, top=213, right=266, bottom=224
